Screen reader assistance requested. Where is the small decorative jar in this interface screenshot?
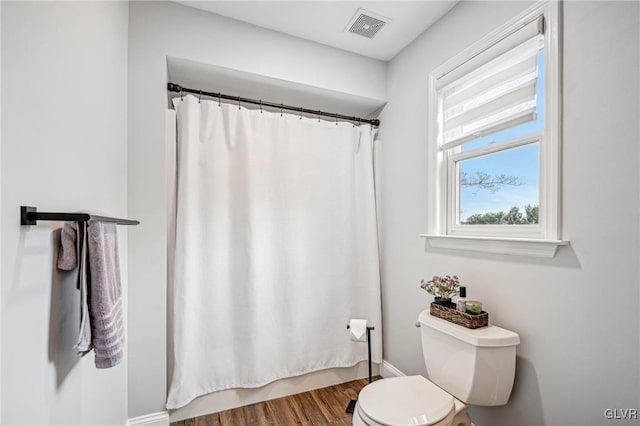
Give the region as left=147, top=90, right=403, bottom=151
left=465, top=300, right=483, bottom=315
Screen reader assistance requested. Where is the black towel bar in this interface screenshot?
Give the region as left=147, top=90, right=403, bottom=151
left=20, top=206, right=140, bottom=226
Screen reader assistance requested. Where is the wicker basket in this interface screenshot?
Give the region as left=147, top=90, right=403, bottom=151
left=430, top=302, right=489, bottom=329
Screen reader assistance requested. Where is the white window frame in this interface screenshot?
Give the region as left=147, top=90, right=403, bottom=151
left=422, top=1, right=567, bottom=258
left=447, top=133, right=544, bottom=238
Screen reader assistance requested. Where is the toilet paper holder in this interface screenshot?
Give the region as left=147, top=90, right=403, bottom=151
left=346, top=324, right=375, bottom=383
left=345, top=323, right=376, bottom=415
left=346, top=324, right=375, bottom=331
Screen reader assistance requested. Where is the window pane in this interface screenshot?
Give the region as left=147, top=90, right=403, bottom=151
left=458, top=143, right=539, bottom=225
left=462, top=50, right=545, bottom=152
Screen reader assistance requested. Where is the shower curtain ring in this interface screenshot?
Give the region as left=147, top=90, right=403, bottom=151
left=218, top=93, right=221, bottom=107
left=299, top=107, right=303, bottom=120
left=198, top=90, right=202, bottom=104
left=317, top=110, right=321, bottom=123
left=353, top=117, right=356, bottom=127
left=335, top=115, right=338, bottom=125
left=260, top=100, right=263, bottom=114
left=280, top=104, right=284, bottom=117
left=180, top=90, right=184, bottom=101
left=237, top=96, right=241, bottom=110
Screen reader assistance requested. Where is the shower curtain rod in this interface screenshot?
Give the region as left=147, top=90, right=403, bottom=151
left=167, top=83, right=380, bottom=127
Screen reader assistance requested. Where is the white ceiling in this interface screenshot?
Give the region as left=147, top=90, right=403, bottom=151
left=174, top=1, right=459, bottom=61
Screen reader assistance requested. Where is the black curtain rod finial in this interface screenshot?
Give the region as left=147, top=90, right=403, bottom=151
left=167, top=82, right=181, bottom=93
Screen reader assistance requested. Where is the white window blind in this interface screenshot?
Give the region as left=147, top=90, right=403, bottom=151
left=438, top=18, right=545, bottom=150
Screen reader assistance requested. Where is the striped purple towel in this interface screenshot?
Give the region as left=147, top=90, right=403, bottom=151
left=58, top=220, right=124, bottom=368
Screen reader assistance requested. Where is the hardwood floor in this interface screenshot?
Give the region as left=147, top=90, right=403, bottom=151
left=172, top=377, right=381, bottom=426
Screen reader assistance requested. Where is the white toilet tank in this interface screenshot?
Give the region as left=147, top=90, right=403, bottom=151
left=419, top=310, right=520, bottom=406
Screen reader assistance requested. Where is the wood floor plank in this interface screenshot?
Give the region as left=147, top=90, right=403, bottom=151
left=242, top=401, right=275, bottom=426
left=218, top=406, right=247, bottom=426
left=195, top=412, right=221, bottom=426
left=174, top=377, right=381, bottom=426
left=342, top=377, right=376, bottom=402
left=240, top=403, right=259, bottom=426
left=329, top=418, right=353, bottom=426
left=334, top=383, right=359, bottom=406
left=290, top=390, right=329, bottom=425
left=171, top=418, right=196, bottom=426
left=341, top=386, right=359, bottom=401
left=309, top=385, right=346, bottom=423
left=265, top=396, right=304, bottom=425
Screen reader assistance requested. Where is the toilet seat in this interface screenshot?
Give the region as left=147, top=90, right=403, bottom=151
left=357, top=376, right=455, bottom=426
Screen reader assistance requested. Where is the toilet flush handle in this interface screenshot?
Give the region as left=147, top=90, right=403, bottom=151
left=415, top=322, right=421, bottom=328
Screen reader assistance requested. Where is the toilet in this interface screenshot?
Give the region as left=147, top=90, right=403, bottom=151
left=353, top=309, right=520, bottom=426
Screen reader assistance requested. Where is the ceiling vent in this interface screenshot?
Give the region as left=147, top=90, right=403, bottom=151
left=345, top=8, right=389, bottom=39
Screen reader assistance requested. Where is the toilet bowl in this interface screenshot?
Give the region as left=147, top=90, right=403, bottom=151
left=353, top=375, right=470, bottom=426
left=353, top=310, right=519, bottom=426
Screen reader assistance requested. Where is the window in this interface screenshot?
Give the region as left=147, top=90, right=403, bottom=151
left=424, top=1, right=565, bottom=257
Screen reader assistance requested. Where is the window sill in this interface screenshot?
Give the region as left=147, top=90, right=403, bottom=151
left=420, top=234, right=568, bottom=258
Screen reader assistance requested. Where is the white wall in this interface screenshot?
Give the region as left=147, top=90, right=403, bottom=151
left=127, top=1, right=387, bottom=418
left=1, top=2, right=129, bottom=425
left=378, top=1, right=640, bottom=425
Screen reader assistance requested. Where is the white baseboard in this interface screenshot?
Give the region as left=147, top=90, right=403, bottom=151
left=380, top=360, right=406, bottom=378
left=170, top=361, right=379, bottom=423
left=126, top=411, right=170, bottom=426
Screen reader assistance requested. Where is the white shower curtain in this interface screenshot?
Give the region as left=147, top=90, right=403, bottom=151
left=167, top=95, right=382, bottom=409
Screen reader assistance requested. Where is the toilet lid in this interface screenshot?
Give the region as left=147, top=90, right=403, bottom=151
left=358, top=376, right=454, bottom=426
